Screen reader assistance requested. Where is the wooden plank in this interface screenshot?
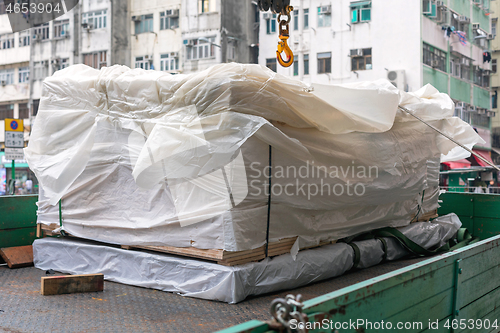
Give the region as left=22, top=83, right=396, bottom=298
left=0, top=227, right=37, bottom=248
left=0, top=245, right=33, bottom=268
left=41, top=273, right=104, bottom=296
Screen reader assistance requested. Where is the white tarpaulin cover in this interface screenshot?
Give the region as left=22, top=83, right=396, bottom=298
left=32, top=213, right=462, bottom=303
left=25, top=63, right=482, bottom=251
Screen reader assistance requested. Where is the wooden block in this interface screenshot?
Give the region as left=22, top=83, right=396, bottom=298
left=0, top=245, right=34, bottom=268
left=36, top=223, right=42, bottom=238
left=41, top=273, right=104, bottom=296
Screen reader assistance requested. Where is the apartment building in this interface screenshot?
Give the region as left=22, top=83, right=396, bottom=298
left=259, top=0, right=494, bottom=164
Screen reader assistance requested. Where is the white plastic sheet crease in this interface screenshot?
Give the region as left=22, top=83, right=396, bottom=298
left=25, top=64, right=482, bottom=251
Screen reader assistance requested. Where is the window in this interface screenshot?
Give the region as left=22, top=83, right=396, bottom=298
left=351, top=1, right=371, bottom=23
left=160, top=10, right=179, bottom=30
left=0, top=69, right=15, bottom=85
left=473, top=67, right=489, bottom=88
left=82, top=10, right=107, bottom=29
left=493, top=90, right=498, bottom=109
left=134, top=14, right=153, bottom=34
left=304, top=9, right=309, bottom=29
left=18, top=103, right=29, bottom=119
left=0, top=104, right=14, bottom=120
left=19, top=30, right=30, bottom=47
left=227, top=41, right=236, bottom=61
left=472, top=113, right=490, bottom=128
left=199, top=0, right=211, bottom=13
left=493, top=21, right=497, bottom=37
left=186, top=37, right=215, bottom=60
left=293, top=55, right=299, bottom=76
left=53, top=19, right=69, bottom=38
left=303, top=54, right=309, bottom=75
left=53, top=58, right=69, bottom=71
left=493, top=59, right=497, bottom=73
left=83, top=51, right=107, bottom=69
left=317, top=6, right=331, bottom=28
left=18, top=67, right=29, bottom=83
left=160, top=53, right=180, bottom=71
left=33, top=23, right=49, bottom=40
left=318, top=52, right=332, bottom=73
left=266, top=58, right=277, bottom=72
left=350, top=48, right=372, bottom=71
left=266, top=14, right=276, bottom=34
left=32, top=99, right=40, bottom=116
left=293, top=10, right=299, bottom=30
left=0, top=33, right=15, bottom=49
left=135, top=56, right=151, bottom=70
left=33, top=61, right=48, bottom=80
left=422, top=43, right=446, bottom=72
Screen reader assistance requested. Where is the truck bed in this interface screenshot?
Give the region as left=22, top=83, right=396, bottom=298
left=0, top=257, right=426, bottom=333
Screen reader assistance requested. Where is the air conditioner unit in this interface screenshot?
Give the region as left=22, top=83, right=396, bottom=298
left=457, top=101, right=467, bottom=108
left=166, top=9, right=179, bottom=17
left=472, top=23, right=480, bottom=30
left=468, top=105, right=477, bottom=112
left=319, top=5, right=332, bottom=14
left=487, top=33, right=494, bottom=40
left=357, top=49, right=363, bottom=56
left=387, top=70, right=406, bottom=91
left=170, top=52, right=179, bottom=58
left=460, top=58, right=469, bottom=65
left=263, top=12, right=272, bottom=20
left=431, top=60, right=440, bottom=68
left=349, top=49, right=359, bottom=57
left=51, top=58, right=60, bottom=65
left=132, top=15, right=142, bottom=22
left=458, top=16, right=470, bottom=23
left=185, top=39, right=195, bottom=46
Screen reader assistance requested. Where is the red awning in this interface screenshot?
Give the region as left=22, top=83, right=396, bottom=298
left=442, top=159, right=471, bottom=169
left=472, top=149, right=494, bottom=167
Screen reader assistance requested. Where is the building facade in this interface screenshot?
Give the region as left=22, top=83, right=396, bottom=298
left=259, top=0, right=494, bottom=161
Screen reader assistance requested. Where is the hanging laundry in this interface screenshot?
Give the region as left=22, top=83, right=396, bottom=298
left=455, top=31, right=467, bottom=46
left=483, top=51, right=492, bottom=63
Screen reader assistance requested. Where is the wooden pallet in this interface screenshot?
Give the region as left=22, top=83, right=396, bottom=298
left=40, top=223, right=335, bottom=266
left=412, top=209, right=439, bottom=222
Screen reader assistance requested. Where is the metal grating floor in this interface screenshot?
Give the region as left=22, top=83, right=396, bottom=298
left=0, top=257, right=426, bottom=333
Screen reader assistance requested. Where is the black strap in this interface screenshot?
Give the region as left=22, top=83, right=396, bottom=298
left=265, top=145, right=272, bottom=257
left=348, top=242, right=361, bottom=269
left=377, top=237, right=388, bottom=261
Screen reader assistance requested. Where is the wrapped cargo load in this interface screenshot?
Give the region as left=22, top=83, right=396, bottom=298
left=25, top=63, right=482, bottom=252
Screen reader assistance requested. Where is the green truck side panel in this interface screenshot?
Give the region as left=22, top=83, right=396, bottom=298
left=0, top=195, right=38, bottom=247
left=472, top=5, right=490, bottom=33
left=219, top=235, right=500, bottom=332
left=450, top=77, right=471, bottom=103
left=450, top=0, right=470, bottom=16
left=473, top=85, right=491, bottom=110
left=423, top=66, right=448, bottom=94
left=438, top=192, right=500, bottom=239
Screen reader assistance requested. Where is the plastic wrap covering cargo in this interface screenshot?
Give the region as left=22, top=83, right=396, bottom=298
left=25, top=64, right=482, bottom=251
left=32, top=214, right=462, bottom=303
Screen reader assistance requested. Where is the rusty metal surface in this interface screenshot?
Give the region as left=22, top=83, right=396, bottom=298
left=0, top=257, right=425, bottom=333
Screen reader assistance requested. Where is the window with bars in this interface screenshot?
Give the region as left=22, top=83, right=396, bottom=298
left=351, top=1, right=371, bottom=23
left=0, top=104, right=14, bottom=120
left=0, top=33, right=15, bottom=49
left=83, top=51, right=107, bottom=69
left=423, top=43, right=446, bottom=72
left=83, top=10, right=107, bottom=29
left=0, top=69, right=15, bottom=85
left=160, top=10, right=179, bottom=30
left=185, top=37, right=216, bottom=60
left=303, top=54, right=309, bottom=75
left=19, top=30, right=30, bottom=47
left=134, top=14, right=153, bottom=34
left=473, top=67, right=489, bottom=88
left=18, top=103, right=29, bottom=119
left=53, top=19, right=69, bottom=38
left=33, top=23, right=49, bottom=40
left=266, top=58, right=277, bottom=72
left=18, top=67, right=29, bottom=83
left=160, top=53, right=180, bottom=72
left=351, top=48, right=372, bottom=71
left=318, top=52, right=332, bottom=73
